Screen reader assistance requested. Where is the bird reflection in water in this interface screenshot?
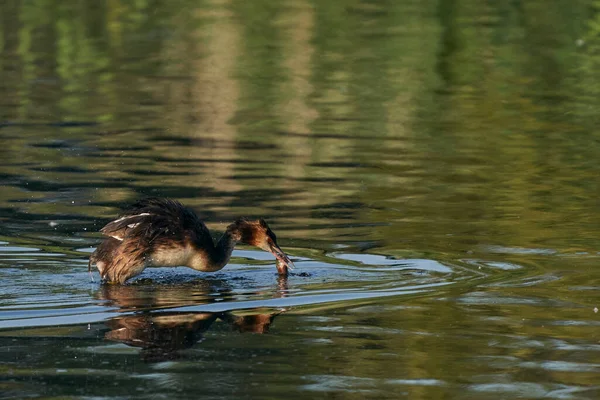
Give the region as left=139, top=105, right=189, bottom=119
left=97, top=278, right=287, bottom=362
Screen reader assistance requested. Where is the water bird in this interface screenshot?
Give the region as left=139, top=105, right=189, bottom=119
left=89, top=198, right=294, bottom=284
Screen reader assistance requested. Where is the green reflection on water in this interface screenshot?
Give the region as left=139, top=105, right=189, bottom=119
left=2, top=0, right=600, bottom=399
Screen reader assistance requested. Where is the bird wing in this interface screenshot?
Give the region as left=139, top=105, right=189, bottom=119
left=100, top=198, right=213, bottom=247
left=100, top=213, right=155, bottom=241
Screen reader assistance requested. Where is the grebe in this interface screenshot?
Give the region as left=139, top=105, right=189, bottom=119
left=89, top=198, right=294, bottom=284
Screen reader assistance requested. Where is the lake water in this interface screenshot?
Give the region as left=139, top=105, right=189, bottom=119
left=1, top=1, right=600, bottom=399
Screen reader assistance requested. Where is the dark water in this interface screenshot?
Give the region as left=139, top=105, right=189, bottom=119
left=2, top=0, right=600, bottom=398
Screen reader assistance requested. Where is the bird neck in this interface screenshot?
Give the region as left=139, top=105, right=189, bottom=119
left=189, top=230, right=239, bottom=272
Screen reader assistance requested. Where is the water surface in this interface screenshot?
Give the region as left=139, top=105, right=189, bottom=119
left=1, top=0, right=600, bottom=399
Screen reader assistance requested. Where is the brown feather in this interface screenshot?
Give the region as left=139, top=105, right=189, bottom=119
left=89, top=198, right=292, bottom=283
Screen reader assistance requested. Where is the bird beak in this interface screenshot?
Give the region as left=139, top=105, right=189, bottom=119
left=267, top=239, right=294, bottom=275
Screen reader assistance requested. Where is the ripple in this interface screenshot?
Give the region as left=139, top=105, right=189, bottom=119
left=301, top=375, right=446, bottom=393
left=469, top=382, right=595, bottom=399
left=386, top=379, right=445, bottom=386
left=328, top=253, right=454, bottom=273
left=0, top=242, right=484, bottom=331
left=301, top=375, right=377, bottom=393
left=521, top=361, right=600, bottom=373
left=463, top=259, right=524, bottom=270
left=483, top=245, right=558, bottom=255
left=0, top=245, right=41, bottom=252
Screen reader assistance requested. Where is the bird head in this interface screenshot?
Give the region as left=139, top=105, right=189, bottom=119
left=229, top=218, right=294, bottom=275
